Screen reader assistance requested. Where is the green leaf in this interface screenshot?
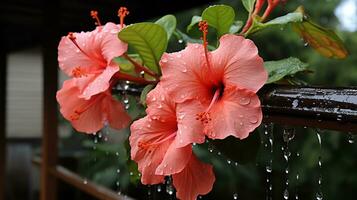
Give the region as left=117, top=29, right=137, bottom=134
left=242, top=0, right=256, bottom=13
left=186, top=15, right=202, bottom=32
left=140, top=84, right=155, bottom=106
left=246, top=12, right=303, bottom=35
left=229, top=20, right=244, bottom=33
left=264, top=57, right=309, bottom=84
left=155, top=14, right=177, bottom=40
left=292, top=6, right=348, bottom=59
left=118, top=23, right=168, bottom=74
left=202, top=5, right=235, bottom=36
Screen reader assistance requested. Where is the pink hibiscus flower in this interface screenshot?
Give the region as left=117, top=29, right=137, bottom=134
left=56, top=79, right=131, bottom=133
left=160, top=33, right=267, bottom=140
left=130, top=84, right=215, bottom=200
left=58, top=22, right=127, bottom=100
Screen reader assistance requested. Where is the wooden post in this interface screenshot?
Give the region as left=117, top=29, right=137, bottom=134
left=40, top=0, right=60, bottom=199
left=0, top=49, right=7, bottom=200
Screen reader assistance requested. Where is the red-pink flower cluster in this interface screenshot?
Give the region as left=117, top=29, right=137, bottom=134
left=130, top=34, right=267, bottom=199
left=57, top=22, right=131, bottom=133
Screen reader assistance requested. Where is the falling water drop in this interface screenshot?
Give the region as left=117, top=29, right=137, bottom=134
left=263, top=123, right=274, bottom=200
left=233, top=193, right=238, bottom=199
left=83, top=179, right=88, bottom=184
left=282, top=127, right=296, bottom=200
left=157, top=185, right=162, bottom=192
left=315, top=129, right=324, bottom=200
left=283, top=189, right=289, bottom=200
left=178, top=39, right=183, bottom=43
left=347, top=132, right=354, bottom=144
left=166, top=177, right=175, bottom=196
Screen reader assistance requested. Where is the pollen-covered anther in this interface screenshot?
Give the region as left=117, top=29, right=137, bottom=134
left=118, top=7, right=130, bottom=28
left=69, top=110, right=81, bottom=121
left=68, top=32, right=76, bottom=40
left=138, top=140, right=151, bottom=150
left=71, top=67, right=87, bottom=78
left=90, top=10, right=102, bottom=26
left=196, top=112, right=211, bottom=124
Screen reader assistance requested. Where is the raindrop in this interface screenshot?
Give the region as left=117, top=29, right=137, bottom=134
left=157, top=185, right=162, bottom=192
left=282, top=127, right=296, bottom=200
left=239, top=97, right=251, bottom=105
left=166, top=177, right=175, bottom=195
left=263, top=123, right=274, bottom=200
left=304, top=42, right=309, bottom=47
left=182, top=68, right=187, bottom=73
left=123, top=98, right=129, bottom=104
left=116, top=169, right=121, bottom=174
left=249, top=116, right=258, bottom=124
left=161, top=58, right=168, bottom=63
left=347, top=132, right=354, bottom=144
left=83, top=179, right=88, bottom=184
left=316, top=191, right=323, bottom=200
left=265, top=165, right=272, bottom=173
left=178, top=39, right=183, bottom=43
left=233, top=193, right=238, bottom=199
left=125, top=104, right=130, bottom=110
left=176, top=53, right=182, bottom=58
left=94, top=137, right=98, bottom=144
left=292, top=99, right=299, bottom=108
left=283, top=189, right=289, bottom=200
left=315, top=129, right=324, bottom=200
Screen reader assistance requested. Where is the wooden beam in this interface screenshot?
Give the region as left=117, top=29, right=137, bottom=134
left=260, top=86, right=357, bottom=132
left=0, top=48, right=7, bottom=200
left=40, top=0, right=60, bottom=199
left=33, top=158, right=134, bottom=200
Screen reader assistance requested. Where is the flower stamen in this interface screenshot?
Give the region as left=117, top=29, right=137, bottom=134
left=195, top=88, right=220, bottom=124
left=67, top=32, right=107, bottom=66
left=118, top=7, right=130, bottom=28
left=138, top=132, right=176, bottom=152
left=71, top=66, right=87, bottom=78
left=90, top=10, right=102, bottom=26
left=198, top=20, right=212, bottom=71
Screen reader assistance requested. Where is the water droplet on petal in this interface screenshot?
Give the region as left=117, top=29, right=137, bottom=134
left=176, top=53, right=182, bottom=58
left=249, top=116, right=258, bottom=124
left=239, top=97, right=251, bottom=105
left=161, top=58, right=168, bottom=63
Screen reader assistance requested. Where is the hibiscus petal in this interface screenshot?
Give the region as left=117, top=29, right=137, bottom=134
left=58, top=30, right=103, bottom=76
left=146, top=84, right=176, bottom=123
left=104, top=94, right=131, bottom=130
left=70, top=96, right=105, bottom=133
left=211, top=34, right=267, bottom=93
left=160, top=43, right=212, bottom=103
left=79, top=65, right=119, bottom=100
left=173, top=155, right=215, bottom=200
left=155, top=145, right=192, bottom=176
left=98, top=23, right=128, bottom=62
left=56, top=79, right=82, bottom=119
left=206, top=86, right=263, bottom=140
left=57, top=79, right=105, bottom=133
left=129, top=116, right=176, bottom=185
left=175, top=100, right=206, bottom=148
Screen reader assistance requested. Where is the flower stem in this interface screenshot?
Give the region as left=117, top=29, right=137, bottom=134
left=113, top=72, right=158, bottom=85
left=122, top=54, right=160, bottom=80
